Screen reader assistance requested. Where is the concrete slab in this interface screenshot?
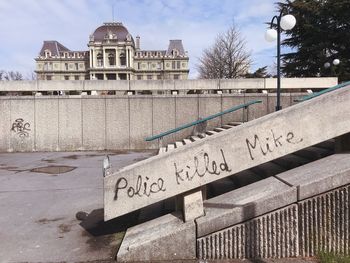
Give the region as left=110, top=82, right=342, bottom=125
left=275, top=153, right=350, bottom=200
left=82, top=97, right=106, bottom=150
left=117, top=212, right=196, bottom=261
left=35, top=97, right=59, bottom=151
left=195, top=177, right=296, bottom=237
left=0, top=150, right=155, bottom=263
left=9, top=97, right=35, bottom=152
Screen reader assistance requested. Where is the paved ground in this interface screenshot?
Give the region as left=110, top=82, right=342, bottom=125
left=0, top=151, right=320, bottom=263
left=0, top=150, right=156, bottom=263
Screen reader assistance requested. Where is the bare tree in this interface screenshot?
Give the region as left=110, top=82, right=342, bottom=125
left=1, top=71, right=23, bottom=81
left=197, top=24, right=251, bottom=79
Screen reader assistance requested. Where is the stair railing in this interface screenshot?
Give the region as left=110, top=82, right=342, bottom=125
left=296, top=80, right=350, bottom=102
left=145, top=100, right=262, bottom=147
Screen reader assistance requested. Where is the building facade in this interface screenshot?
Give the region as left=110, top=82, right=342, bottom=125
left=35, top=22, right=189, bottom=81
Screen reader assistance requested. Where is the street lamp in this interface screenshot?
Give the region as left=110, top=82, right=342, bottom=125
left=265, top=9, right=296, bottom=111
left=324, top=59, right=340, bottom=69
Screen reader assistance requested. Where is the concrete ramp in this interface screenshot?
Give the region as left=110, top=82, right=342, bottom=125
left=104, top=85, right=350, bottom=220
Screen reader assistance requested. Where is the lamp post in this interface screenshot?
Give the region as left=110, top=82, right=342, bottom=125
left=324, top=58, right=340, bottom=76
left=265, top=9, right=296, bottom=111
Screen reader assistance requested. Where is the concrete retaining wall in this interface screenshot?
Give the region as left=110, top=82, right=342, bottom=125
left=197, top=184, right=350, bottom=259
left=1, top=93, right=302, bottom=152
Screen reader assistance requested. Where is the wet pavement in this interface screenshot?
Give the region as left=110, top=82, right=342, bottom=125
left=0, top=150, right=156, bottom=263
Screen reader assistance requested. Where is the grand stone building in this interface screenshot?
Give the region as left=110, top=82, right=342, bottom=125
left=35, top=22, right=189, bottom=81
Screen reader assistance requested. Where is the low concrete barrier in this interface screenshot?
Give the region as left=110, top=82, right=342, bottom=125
left=0, top=77, right=337, bottom=92
left=0, top=93, right=303, bottom=153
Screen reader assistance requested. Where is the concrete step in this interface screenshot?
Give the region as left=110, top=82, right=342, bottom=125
left=214, top=127, right=226, bottom=132
left=158, top=147, right=166, bottom=155
left=167, top=144, right=175, bottom=151
left=206, top=130, right=218, bottom=135
left=228, top=121, right=243, bottom=126
left=197, top=133, right=207, bottom=139
left=175, top=141, right=184, bottom=148
left=190, top=136, right=201, bottom=142
left=221, top=124, right=235, bottom=129
left=182, top=139, right=192, bottom=145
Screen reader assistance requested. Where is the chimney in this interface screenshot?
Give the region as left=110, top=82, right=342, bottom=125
left=136, top=35, right=140, bottom=50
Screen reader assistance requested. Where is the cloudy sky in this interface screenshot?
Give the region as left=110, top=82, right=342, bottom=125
left=0, top=0, right=284, bottom=79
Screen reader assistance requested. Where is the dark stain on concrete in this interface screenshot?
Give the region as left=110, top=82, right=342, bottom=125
left=0, top=166, right=27, bottom=173
left=30, top=165, right=76, bottom=175
left=82, top=230, right=115, bottom=251
left=41, top=158, right=56, bottom=163
left=36, top=217, right=65, bottom=224
left=59, top=223, right=72, bottom=233
left=77, top=208, right=140, bottom=253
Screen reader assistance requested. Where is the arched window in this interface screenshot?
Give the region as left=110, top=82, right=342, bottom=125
left=120, top=53, right=126, bottom=66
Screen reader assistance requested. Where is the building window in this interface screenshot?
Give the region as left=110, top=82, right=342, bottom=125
left=137, top=75, right=142, bottom=80
left=147, top=75, right=152, bottom=80
left=157, top=62, right=162, bottom=70
left=75, top=63, right=79, bottom=70
left=174, top=74, right=180, bottom=80
left=64, top=76, right=69, bottom=80
left=172, top=61, right=176, bottom=69
left=108, top=53, right=115, bottom=66
left=157, top=75, right=162, bottom=80
left=75, top=75, right=79, bottom=80
left=97, top=53, right=103, bottom=67
left=65, top=63, right=68, bottom=70
left=177, top=61, right=181, bottom=69
left=120, top=53, right=126, bottom=66
left=148, top=62, right=152, bottom=69
left=46, top=75, right=52, bottom=80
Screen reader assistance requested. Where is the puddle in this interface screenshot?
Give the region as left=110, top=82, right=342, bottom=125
left=30, top=165, right=76, bottom=175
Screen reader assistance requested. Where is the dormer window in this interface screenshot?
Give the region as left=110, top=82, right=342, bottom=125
left=172, top=49, right=179, bottom=57
left=126, top=34, right=132, bottom=41
left=44, top=49, right=51, bottom=58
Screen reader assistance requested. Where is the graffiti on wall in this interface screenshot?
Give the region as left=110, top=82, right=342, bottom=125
left=10, top=118, right=31, bottom=138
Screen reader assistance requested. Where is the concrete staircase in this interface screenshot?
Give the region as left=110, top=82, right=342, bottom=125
left=103, top=84, right=350, bottom=261
left=158, top=121, right=243, bottom=155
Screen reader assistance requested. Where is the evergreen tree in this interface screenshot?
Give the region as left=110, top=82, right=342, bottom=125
left=278, top=0, right=350, bottom=82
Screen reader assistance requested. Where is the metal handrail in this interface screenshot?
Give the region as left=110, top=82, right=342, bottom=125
left=296, top=80, right=350, bottom=102
left=145, top=100, right=262, bottom=141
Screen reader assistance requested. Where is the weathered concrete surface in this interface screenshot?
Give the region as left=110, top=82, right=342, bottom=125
left=0, top=150, right=155, bottom=263
left=104, top=85, right=350, bottom=220
left=183, top=190, right=204, bottom=222
left=298, top=184, right=350, bottom=257
left=196, top=177, right=296, bottom=237
left=0, top=77, right=336, bottom=91
left=275, top=154, right=350, bottom=200
left=117, top=212, right=196, bottom=261
left=197, top=204, right=299, bottom=259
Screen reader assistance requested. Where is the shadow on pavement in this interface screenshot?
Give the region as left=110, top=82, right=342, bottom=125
left=76, top=208, right=139, bottom=237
